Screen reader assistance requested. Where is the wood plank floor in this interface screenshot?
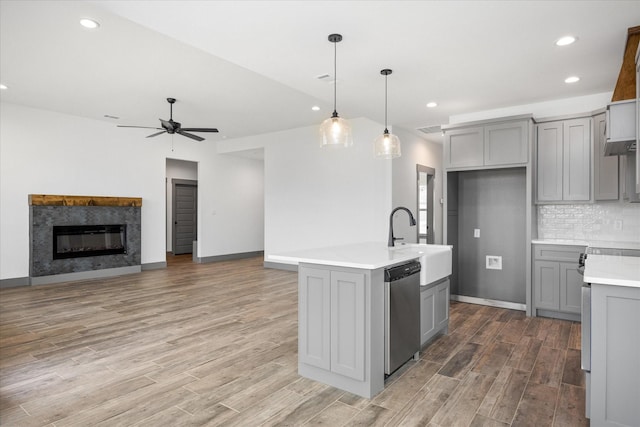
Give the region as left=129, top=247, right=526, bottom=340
left=1, top=255, right=589, bottom=426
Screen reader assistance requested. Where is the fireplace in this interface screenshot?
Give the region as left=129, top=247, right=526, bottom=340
left=53, top=225, right=127, bottom=259
left=29, top=194, right=142, bottom=283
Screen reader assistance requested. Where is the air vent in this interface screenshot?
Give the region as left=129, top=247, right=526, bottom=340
left=417, top=125, right=442, bottom=134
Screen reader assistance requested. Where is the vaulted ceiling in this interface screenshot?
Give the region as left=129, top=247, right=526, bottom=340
left=1, top=1, right=638, bottom=143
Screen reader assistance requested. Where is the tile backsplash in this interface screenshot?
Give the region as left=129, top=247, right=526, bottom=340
left=537, top=202, right=640, bottom=242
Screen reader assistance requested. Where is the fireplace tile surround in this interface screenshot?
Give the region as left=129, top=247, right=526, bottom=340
left=29, top=194, right=142, bottom=285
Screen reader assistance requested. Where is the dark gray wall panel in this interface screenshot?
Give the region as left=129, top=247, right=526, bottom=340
left=457, top=168, right=526, bottom=303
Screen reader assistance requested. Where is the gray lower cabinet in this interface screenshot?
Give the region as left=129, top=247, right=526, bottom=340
left=536, top=118, right=591, bottom=202
left=532, top=244, right=584, bottom=318
left=420, top=278, right=450, bottom=345
left=298, top=263, right=384, bottom=398
left=444, top=119, right=530, bottom=169
left=590, top=283, right=640, bottom=426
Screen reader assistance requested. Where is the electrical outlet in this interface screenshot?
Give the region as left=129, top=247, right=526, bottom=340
left=486, top=256, right=502, bottom=270
left=614, top=220, right=623, bottom=231
left=474, top=228, right=480, bottom=238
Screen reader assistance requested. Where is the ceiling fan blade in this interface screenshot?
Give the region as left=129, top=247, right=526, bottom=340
left=118, top=125, right=163, bottom=130
left=177, top=130, right=205, bottom=142
left=146, top=131, right=167, bottom=138
left=181, top=127, right=219, bottom=133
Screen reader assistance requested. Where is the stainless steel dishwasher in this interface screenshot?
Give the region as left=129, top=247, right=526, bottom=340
left=384, top=260, right=421, bottom=375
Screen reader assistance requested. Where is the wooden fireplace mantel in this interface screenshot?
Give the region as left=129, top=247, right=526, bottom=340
left=28, top=194, right=142, bottom=207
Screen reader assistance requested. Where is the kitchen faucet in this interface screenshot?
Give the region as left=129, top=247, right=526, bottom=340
left=388, top=207, right=417, bottom=247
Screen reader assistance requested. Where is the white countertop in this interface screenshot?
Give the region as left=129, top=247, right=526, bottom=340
left=269, top=242, right=425, bottom=270
left=532, top=239, right=640, bottom=250
left=584, top=254, right=640, bottom=288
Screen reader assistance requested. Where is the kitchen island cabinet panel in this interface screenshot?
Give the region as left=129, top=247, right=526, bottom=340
left=298, top=267, right=331, bottom=370
left=297, top=263, right=384, bottom=398
left=330, top=271, right=365, bottom=381
left=590, top=284, right=640, bottom=426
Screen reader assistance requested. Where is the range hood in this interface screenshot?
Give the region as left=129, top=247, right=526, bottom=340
left=604, top=139, right=636, bottom=156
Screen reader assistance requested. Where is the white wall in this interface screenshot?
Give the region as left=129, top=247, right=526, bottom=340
left=0, top=102, right=264, bottom=280
left=220, top=118, right=394, bottom=262
left=449, top=92, right=612, bottom=123
left=391, top=127, right=444, bottom=245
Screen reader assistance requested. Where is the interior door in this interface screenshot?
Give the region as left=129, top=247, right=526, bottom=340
left=172, top=180, right=197, bottom=255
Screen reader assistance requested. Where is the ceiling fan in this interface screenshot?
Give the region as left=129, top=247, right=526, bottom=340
left=118, top=98, right=219, bottom=141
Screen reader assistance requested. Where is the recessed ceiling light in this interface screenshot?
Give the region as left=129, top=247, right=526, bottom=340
left=80, top=18, right=100, bottom=29
left=311, top=106, right=320, bottom=111
left=565, top=76, right=580, bottom=83
left=426, top=102, right=438, bottom=108
left=0, top=84, right=7, bottom=90
left=556, top=36, right=577, bottom=46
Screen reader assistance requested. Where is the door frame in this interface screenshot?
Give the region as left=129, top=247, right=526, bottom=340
left=416, top=164, right=435, bottom=244
left=172, top=179, right=198, bottom=255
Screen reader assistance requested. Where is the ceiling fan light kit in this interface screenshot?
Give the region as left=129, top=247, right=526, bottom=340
left=373, top=69, right=401, bottom=159
left=319, top=33, right=353, bottom=148
left=118, top=97, right=218, bottom=142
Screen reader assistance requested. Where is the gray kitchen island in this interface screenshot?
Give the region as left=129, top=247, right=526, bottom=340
left=270, top=242, right=452, bottom=398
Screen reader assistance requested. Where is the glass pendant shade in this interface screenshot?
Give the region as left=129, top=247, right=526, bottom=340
left=374, top=130, right=401, bottom=159
left=374, top=68, right=401, bottom=158
left=320, top=34, right=352, bottom=148
left=320, top=113, right=353, bottom=147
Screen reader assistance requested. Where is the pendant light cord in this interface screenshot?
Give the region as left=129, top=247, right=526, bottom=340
left=384, top=73, right=388, bottom=133
left=333, top=39, right=338, bottom=116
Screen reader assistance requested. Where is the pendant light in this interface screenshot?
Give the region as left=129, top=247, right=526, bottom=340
left=319, top=34, right=352, bottom=148
left=373, top=69, right=401, bottom=159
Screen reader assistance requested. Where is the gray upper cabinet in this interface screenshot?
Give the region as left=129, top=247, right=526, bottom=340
left=536, top=122, right=564, bottom=201
left=536, top=118, right=591, bottom=202
left=444, top=119, right=530, bottom=169
left=445, top=127, right=484, bottom=168
left=484, top=121, right=528, bottom=166
left=593, top=113, right=620, bottom=200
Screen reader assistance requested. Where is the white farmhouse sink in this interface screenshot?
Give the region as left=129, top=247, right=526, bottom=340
left=391, top=243, right=452, bottom=286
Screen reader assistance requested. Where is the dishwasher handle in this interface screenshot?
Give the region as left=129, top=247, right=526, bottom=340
left=385, top=261, right=421, bottom=282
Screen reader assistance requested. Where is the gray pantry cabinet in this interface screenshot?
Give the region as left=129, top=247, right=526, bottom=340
left=420, top=278, right=450, bottom=346
left=536, top=118, right=591, bottom=202
left=444, top=119, right=529, bottom=169
left=532, top=244, right=584, bottom=319
left=298, top=264, right=384, bottom=398
left=589, top=283, right=640, bottom=426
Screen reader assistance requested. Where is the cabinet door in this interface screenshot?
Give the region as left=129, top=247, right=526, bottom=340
left=330, top=271, right=365, bottom=381
left=559, top=263, right=582, bottom=314
left=299, top=266, right=331, bottom=370
left=563, top=118, right=591, bottom=201
left=534, top=261, right=560, bottom=310
left=420, top=285, right=436, bottom=346
left=445, top=127, right=484, bottom=168
left=484, top=121, right=528, bottom=166
left=435, top=279, right=450, bottom=331
left=594, top=113, right=619, bottom=200
left=537, top=122, right=564, bottom=201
